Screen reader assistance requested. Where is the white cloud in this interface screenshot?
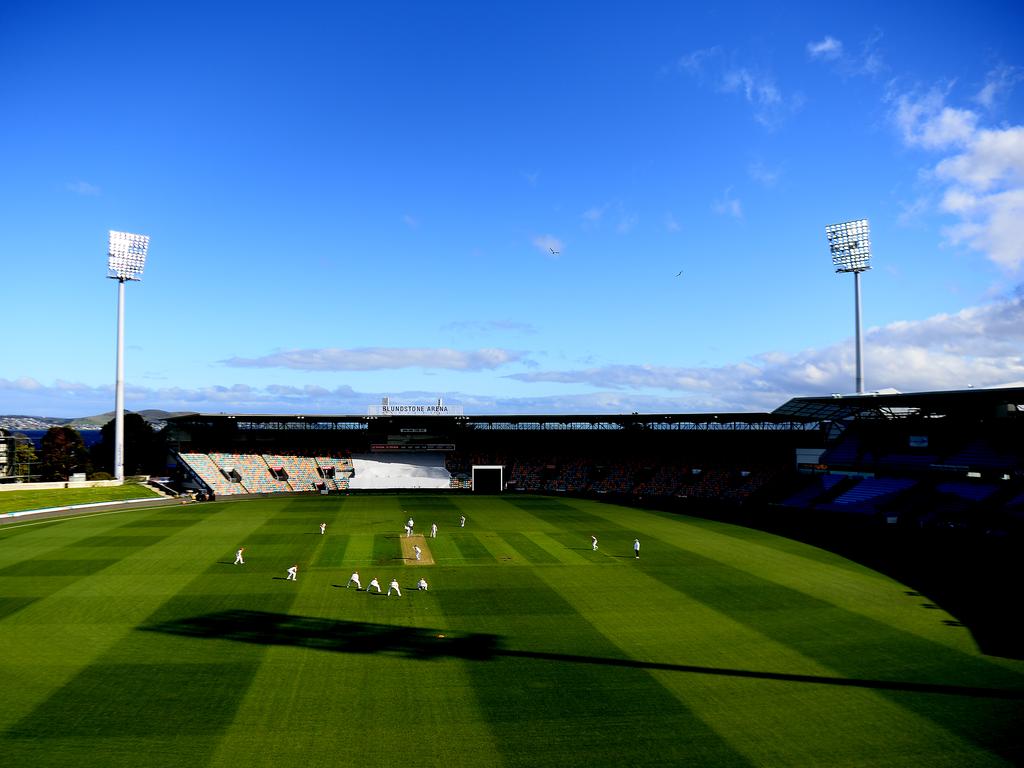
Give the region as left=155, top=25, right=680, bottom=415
left=893, top=88, right=978, bottom=149
left=807, top=36, right=843, bottom=60
left=896, top=196, right=930, bottom=226
left=748, top=160, right=780, bottom=187
left=809, top=31, right=885, bottom=77
left=975, top=65, right=1021, bottom=109
left=616, top=211, right=638, bottom=234
left=402, top=214, right=419, bottom=229
left=713, top=188, right=743, bottom=218
left=533, top=234, right=564, bottom=256
left=581, top=203, right=637, bottom=233
left=941, top=188, right=1024, bottom=271
left=933, top=126, right=1024, bottom=270
left=676, top=46, right=721, bottom=76
left=857, top=31, right=886, bottom=76
left=935, top=126, right=1024, bottom=191
left=66, top=180, right=100, bottom=196
left=665, top=213, right=681, bottom=233
left=505, top=290, right=1024, bottom=406
left=676, top=48, right=796, bottom=128
left=891, top=85, right=1024, bottom=271
left=721, top=68, right=780, bottom=106
left=0, top=376, right=45, bottom=391
left=5, top=292, right=1023, bottom=416
left=222, top=347, right=529, bottom=371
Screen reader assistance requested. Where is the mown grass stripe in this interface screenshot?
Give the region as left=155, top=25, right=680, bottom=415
left=313, top=533, right=351, bottom=567
left=371, top=532, right=402, bottom=565
left=0, top=596, right=39, bottom=621
left=0, top=558, right=120, bottom=577
left=449, top=532, right=498, bottom=563
left=500, top=531, right=562, bottom=564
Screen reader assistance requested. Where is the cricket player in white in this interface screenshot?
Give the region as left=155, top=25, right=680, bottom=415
left=414, top=545, right=422, bottom=561
left=366, top=577, right=382, bottom=593
left=234, top=547, right=245, bottom=565
left=430, top=523, right=438, bottom=538
left=417, top=578, right=428, bottom=591
left=634, top=538, right=640, bottom=559
left=286, top=564, right=298, bottom=581
left=407, top=517, right=414, bottom=535
left=319, top=522, right=327, bottom=535
left=592, top=535, right=599, bottom=551
left=460, top=515, right=466, bottom=528
left=347, top=571, right=361, bottom=589
left=387, top=578, right=402, bottom=597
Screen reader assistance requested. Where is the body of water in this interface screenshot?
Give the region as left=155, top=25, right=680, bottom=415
left=19, top=429, right=104, bottom=450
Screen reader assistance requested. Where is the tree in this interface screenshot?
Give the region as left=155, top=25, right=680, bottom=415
left=12, top=435, right=38, bottom=478
left=39, top=427, right=91, bottom=481
left=91, top=413, right=168, bottom=477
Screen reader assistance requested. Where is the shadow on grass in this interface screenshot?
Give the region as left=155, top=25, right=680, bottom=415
left=143, top=610, right=494, bottom=660
left=141, top=610, right=1024, bottom=701
left=742, top=510, right=1024, bottom=659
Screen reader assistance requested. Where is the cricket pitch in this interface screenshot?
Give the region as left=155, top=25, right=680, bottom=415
left=400, top=534, right=434, bottom=565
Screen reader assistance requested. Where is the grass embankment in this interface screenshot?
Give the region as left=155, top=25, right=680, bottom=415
left=0, top=484, right=162, bottom=515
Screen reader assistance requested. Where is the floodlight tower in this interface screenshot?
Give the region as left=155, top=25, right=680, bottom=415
left=107, top=231, right=150, bottom=482
left=825, top=218, right=872, bottom=394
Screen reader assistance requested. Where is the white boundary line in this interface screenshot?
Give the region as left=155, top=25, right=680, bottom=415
left=0, top=497, right=176, bottom=529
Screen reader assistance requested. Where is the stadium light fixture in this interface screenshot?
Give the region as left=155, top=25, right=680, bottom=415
left=107, top=230, right=150, bottom=482
left=825, top=218, right=871, bottom=394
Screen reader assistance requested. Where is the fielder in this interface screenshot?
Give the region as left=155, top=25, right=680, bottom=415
left=234, top=547, right=245, bottom=565
left=592, top=535, right=599, bottom=551
left=387, top=578, right=402, bottom=597
left=347, top=570, right=362, bottom=589
left=417, top=578, right=428, bottom=591
left=366, top=577, right=382, bottom=593
left=286, top=564, right=298, bottom=581
left=430, top=522, right=438, bottom=538
left=320, top=522, right=327, bottom=535
left=459, top=515, right=466, bottom=528
left=634, top=538, right=640, bottom=559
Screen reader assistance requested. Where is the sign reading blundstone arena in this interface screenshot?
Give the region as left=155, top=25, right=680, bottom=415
left=367, top=398, right=464, bottom=416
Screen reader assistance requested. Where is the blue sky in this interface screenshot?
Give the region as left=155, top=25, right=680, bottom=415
left=2, top=1, right=1022, bottom=417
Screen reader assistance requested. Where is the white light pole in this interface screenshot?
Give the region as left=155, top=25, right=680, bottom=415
left=107, top=230, right=150, bottom=481
left=826, top=219, right=872, bottom=394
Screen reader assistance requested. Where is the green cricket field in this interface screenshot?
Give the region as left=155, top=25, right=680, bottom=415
left=1, top=493, right=1021, bottom=767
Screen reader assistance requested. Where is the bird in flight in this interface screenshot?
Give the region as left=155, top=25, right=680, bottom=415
left=550, top=247, right=560, bottom=256
left=676, top=270, right=683, bottom=277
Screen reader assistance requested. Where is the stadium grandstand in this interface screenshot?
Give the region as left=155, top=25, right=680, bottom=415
left=167, top=385, right=1024, bottom=535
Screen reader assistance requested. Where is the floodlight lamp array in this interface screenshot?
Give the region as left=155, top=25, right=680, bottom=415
left=826, top=219, right=871, bottom=273
left=107, top=230, right=150, bottom=280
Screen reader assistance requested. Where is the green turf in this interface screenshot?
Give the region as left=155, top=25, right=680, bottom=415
left=0, top=484, right=162, bottom=515
left=0, top=494, right=1021, bottom=767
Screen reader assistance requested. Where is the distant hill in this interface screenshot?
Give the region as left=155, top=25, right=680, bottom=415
left=0, top=410, right=192, bottom=432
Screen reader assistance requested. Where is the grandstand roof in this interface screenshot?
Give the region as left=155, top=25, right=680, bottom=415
left=165, top=411, right=817, bottom=432
left=773, top=386, right=1024, bottom=422
left=164, top=387, right=1023, bottom=436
